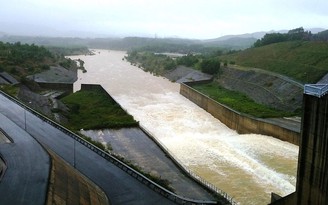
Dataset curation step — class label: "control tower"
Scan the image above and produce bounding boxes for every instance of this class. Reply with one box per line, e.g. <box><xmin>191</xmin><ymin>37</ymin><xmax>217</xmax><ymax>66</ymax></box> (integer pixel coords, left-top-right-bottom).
<box><xmin>296</xmin><ymin>84</ymin><xmax>328</xmax><ymax>205</ymax></box>
<box><xmin>270</xmin><ymin>84</ymin><xmax>328</xmax><ymax>205</ymax></box>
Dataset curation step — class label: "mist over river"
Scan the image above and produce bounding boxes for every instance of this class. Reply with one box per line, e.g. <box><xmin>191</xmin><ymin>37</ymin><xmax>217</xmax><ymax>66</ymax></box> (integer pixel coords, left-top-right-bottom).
<box><xmin>71</xmin><ymin>50</ymin><xmax>298</xmax><ymax>205</ymax></box>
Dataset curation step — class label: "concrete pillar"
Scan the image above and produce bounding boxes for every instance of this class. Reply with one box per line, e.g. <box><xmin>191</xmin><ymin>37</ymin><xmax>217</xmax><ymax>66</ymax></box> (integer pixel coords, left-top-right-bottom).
<box><xmin>296</xmin><ymin>93</ymin><xmax>328</xmax><ymax>205</ymax></box>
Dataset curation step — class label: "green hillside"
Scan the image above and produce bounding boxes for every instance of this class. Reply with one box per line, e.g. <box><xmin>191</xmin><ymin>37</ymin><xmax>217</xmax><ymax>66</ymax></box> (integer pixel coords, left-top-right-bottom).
<box><xmin>221</xmin><ymin>41</ymin><xmax>328</xmax><ymax>83</ymax></box>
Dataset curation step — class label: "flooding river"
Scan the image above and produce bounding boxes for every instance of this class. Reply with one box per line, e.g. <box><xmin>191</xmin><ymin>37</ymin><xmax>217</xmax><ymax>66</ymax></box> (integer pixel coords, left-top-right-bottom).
<box><xmin>72</xmin><ymin>50</ymin><xmax>298</xmax><ymax>205</ymax></box>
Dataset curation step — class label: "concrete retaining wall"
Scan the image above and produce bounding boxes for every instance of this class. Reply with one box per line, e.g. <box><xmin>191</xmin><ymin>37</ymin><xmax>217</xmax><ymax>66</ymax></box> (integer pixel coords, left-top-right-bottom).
<box><xmin>270</xmin><ymin>193</ymin><xmax>296</xmax><ymax>205</ymax></box>
<box><xmin>180</xmin><ymin>83</ymin><xmax>300</xmax><ymax>145</ymax></box>
<box><xmin>81</xmin><ymin>84</ymin><xmax>103</xmax><ymax>91</ymax></box>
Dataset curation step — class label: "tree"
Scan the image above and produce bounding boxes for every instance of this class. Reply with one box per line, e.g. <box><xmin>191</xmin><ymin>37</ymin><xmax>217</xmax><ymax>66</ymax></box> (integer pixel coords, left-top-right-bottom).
<box><xmin>200</xmin><ymin>58</ymin><xmax>220</xmax><ymax>75</ymax></box>
<box><xmin>253</xmin><ymin>27</ymin><xmax>313</xmax><ymax>47</ymax></box>
<box><xmin>176</xmin><ymin>54</ymin><xmax>199</xmax><ymax>67</ymax></box>
<box><xmin>253</xmin><ymin>33</ymin><xmax>287</xmax><ymax>47</ymax></box>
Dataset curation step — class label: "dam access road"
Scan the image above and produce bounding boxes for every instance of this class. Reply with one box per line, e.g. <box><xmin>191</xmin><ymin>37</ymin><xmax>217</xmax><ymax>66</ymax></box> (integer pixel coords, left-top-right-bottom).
<box><xmin>0</xmin><ymin>92</ymin><xmax>176</xmax><ymax>205</ymax></box>
<box><xmin>0</xmin><ymin>113</ymin><xmax>49</xmax><ymax>205</ymax></box>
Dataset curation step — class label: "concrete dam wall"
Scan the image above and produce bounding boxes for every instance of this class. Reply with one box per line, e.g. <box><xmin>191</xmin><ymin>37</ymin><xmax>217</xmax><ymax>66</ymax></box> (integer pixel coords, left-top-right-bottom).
<box><xmin>180</xmin><ymin>82</ymin><xmax>300</xmax><ymax>145</ymax></box>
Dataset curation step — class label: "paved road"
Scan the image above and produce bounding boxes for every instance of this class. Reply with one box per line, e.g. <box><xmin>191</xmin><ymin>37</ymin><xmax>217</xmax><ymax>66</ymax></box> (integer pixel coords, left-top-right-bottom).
<box><xmin>0</xmin><ymin>113</ymin><xmax>50</xmax><ymax>205</ymax></box>
<box><xmin>0</xmin><ymin>93</ymin><xmax>175</xmax><ymax>205</ymax></box>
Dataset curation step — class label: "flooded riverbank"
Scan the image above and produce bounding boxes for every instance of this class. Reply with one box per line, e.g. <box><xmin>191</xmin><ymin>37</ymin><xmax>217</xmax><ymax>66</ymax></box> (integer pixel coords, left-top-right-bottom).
<box><xmin>72</xmin><ymin>50</ymin><xmax>298</xmax><ymax>205</ymax></box>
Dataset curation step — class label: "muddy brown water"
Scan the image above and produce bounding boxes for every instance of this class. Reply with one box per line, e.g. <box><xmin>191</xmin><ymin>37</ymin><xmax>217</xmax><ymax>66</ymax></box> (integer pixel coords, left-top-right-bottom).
<box><xmin>71</xmin><ymin>50</ymin><xmax>298</xmax><ymax>205</ymax></box>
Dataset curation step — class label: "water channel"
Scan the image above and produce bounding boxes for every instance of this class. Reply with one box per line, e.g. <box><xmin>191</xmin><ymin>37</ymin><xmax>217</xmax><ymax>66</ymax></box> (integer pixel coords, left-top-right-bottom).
<box><xmin>71</xmin><ymin>50</ymin><xmax>299</xmax><ymax>205</ymax></box>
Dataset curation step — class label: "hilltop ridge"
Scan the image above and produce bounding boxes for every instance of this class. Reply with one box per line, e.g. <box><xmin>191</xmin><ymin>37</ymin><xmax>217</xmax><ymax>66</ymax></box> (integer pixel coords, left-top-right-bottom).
<box><xmin>221</xmin><ymin>40</ymin><xmax>328</xmax><ymax>83</ymax></box>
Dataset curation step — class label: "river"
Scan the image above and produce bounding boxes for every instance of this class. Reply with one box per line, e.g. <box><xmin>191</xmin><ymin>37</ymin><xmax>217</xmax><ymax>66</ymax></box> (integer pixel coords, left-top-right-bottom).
<box><xmin>72</xmin><ymin>50</ymin><xmax>299</xmax><ymax>205</ymax></box>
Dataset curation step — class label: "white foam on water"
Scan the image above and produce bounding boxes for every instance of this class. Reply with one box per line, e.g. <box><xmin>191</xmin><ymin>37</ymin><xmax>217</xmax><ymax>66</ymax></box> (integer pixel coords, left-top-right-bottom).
<box><xmin>72</xmin><ymin>50</ymin><xmax>299</xmax><ymax>204</ymax></box>
<box><xmin>115</xmin><ymin>90</ymin><xmax>298</xmax><ymax>202</ymax></box>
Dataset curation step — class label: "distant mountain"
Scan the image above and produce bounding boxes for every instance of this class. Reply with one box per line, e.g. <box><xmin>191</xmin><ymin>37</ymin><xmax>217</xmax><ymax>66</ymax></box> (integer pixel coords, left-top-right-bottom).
<box><xmin>206</xmin><ymin>32</ymin><xmax>267</xmax><ymax>42</ymax></box>
<box><xmin>0</xmin><ymin>27</ymin><xmax>326</xmax><ymax>52</ymax></box>
<box><xmin>308</xmin><ymin>28</ymin><xmax>326</xmax><ymax>34</ymax></box>
<box><xmin>207</xmin><ymin>28</ymin><xmax>326</xmax><ymax>42</ymax></box>
<box><xmin>202</xmin><ymin>37</ymin><xmax>257</xmax><ymax>50</ymax></box>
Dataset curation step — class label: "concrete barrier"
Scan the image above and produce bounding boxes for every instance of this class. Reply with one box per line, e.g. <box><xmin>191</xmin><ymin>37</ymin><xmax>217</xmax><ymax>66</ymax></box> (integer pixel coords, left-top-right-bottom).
<box><xmin>180</xmin><ymin>82</ymin><xmax>300</xmax><ymax>146</ymax></box>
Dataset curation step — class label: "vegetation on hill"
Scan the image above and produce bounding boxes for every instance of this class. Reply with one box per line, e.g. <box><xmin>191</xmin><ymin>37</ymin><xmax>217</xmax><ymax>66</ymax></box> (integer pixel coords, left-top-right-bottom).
<box><xmin>61</xmin><ymin>87</ymin><xmax>138</xmax><ymax>130</ymax></box>
<box><xmin>199</xmin><ymin>58</ymin><xmax>221</xmax><ymax>75</ymax></box>
<box><xmin>223</xmin><ymin>27</ymin><xmax>328</xmax><ymax>83</ymax></box>
<box><xmin>0</xmin><ymin>41</ymin><xmax>81</xmax><ymax>81</ymax></box>
<box><xmin>0</xmin><ymin>42</ymin><xmax>54</xmax><ymax>76</ymax></box>
<box><xmin>126</xmin><ymin>51</ymin><xmax>176</xmax><ymax>75</ymax></box>
<box><xmin>176</xmin><ymin>53</ymin><xmax>221</xmax><ymax>74</ymax></box>
<box><xmin>46</xmin><ymin>46</ymin><xmax>91</xmax><ymax>56</ymax></box>
<box><xmin>253</xmin><ymin>27</ymin><xmax>328</xmax><ymax>47</ymax></box>
<box><xmin>254</xmin><ymin>27</ymin><xmax>311</xmax><ymax>47</ymax></box>
<box><xmin>176</xmin><ymin>54</ymin><xmax>200</xmax><ymax>67</ymax></box>
<box><xmin>221</xmin><ymin>40</ymin><xmax>328</xmax><ymax>83</ymax></box>
<box><xmin>126</xmin><ymin>49</ymin><xmax>221</xmax><ymax>76</ymax></box>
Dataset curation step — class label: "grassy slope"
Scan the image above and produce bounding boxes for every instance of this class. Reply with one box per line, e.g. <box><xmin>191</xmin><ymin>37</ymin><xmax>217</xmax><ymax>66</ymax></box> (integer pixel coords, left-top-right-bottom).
<box><xmin>192</xmin><ymin>82</ymin><xmax>297</xmax><ymax>118</ymax></box>
<box><xmin>221</xmin><ymin>41</ymin><xmax>328</xmax><ymax>83</ymax></box>
<box><xmin>62</xmin><ymin>88</ymin><xmax>138</xmax><ymax>130</ymax></box>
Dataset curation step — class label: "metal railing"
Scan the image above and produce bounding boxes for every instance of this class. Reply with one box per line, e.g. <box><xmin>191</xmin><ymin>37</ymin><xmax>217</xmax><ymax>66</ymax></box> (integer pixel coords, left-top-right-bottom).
<box><xmin>304</xmin><ymin>84</ymin><xmax>328</xmax><ymax>98</ymax></box>
<box><xmin>0</xmin><ymin>90</ymin><xmax>221</xmax><ymax>205</ymax></box>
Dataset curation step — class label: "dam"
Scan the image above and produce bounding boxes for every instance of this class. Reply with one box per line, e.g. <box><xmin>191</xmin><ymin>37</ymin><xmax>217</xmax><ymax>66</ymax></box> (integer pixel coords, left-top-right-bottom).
<box><xmin>72</xmin><ymin>50</ymin><xmax>299</xmax><ymax>205</ymax></box>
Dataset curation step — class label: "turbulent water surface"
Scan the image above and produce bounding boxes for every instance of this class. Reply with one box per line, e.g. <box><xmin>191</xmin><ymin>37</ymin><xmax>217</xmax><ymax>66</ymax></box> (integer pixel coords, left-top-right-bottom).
<box><xmin>72</xmin><ymin>50</ymin><xmax>299</xmax><ymax>205</ymax></box>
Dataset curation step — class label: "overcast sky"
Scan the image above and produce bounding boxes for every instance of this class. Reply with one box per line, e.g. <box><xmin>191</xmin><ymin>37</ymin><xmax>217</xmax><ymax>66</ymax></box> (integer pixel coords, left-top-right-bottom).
<box><xmin>1</xmin><ymin>0</ymin><xmax>327</xmax><ymax>39</ymax></box>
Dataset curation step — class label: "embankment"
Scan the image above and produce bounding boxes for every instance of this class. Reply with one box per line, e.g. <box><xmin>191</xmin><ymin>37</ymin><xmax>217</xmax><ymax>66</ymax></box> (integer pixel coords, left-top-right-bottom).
<box><xmin>180</xmin><ymin>82</ymin><xmax>300</xmax><ymax>145</ymax></box>
<box><xmin>217</xmin><ymin>66</ymin><xmax>303</xmax><ymax>112</ymax></box>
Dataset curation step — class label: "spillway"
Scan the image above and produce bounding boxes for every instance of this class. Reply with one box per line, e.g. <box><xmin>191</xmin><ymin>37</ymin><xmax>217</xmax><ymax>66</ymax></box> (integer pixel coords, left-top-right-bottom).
<box><xmin>72</xmin><ymin>50</ymin><xmax>298</xmax><ymax>205</ymax></box>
